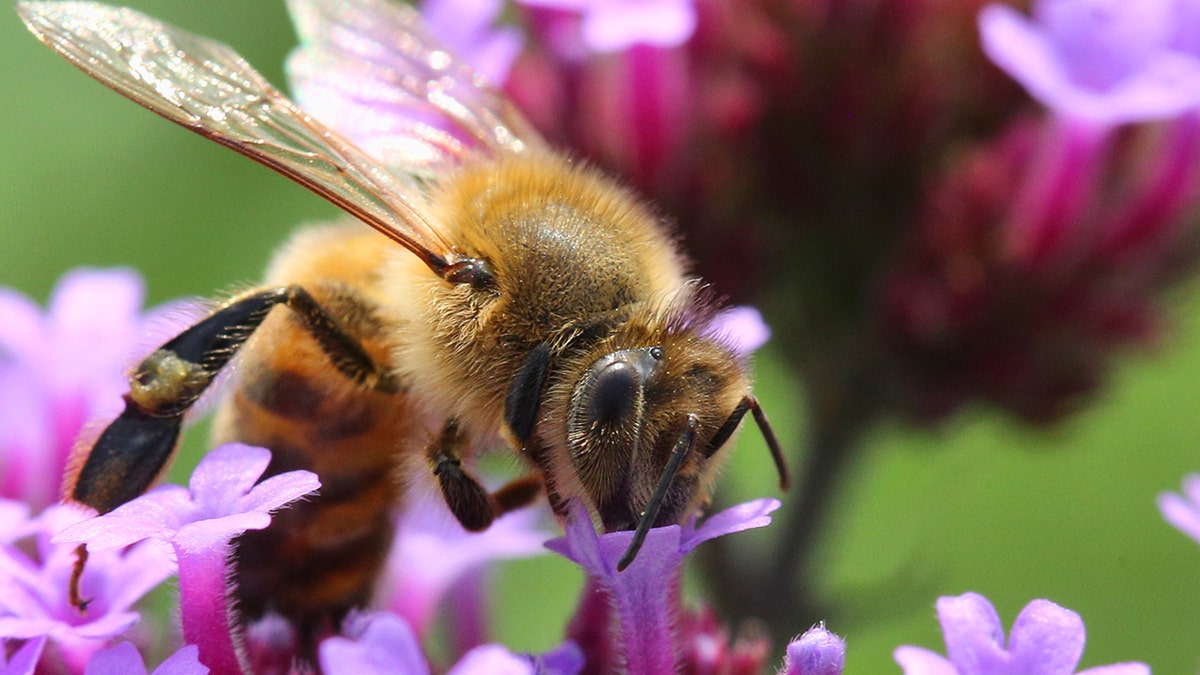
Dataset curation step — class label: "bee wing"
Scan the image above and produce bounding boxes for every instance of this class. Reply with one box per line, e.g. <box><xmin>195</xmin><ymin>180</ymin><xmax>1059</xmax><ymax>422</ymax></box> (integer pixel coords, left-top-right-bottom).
<box><xmin>285</xmin><ymin>0</ymin><xmax>545</xmax><ymax>178</ymax></box>
<box><xmin>17</xmin><ymin>1</ymin><xmax>463</xmax><ymax>276</ymax></box>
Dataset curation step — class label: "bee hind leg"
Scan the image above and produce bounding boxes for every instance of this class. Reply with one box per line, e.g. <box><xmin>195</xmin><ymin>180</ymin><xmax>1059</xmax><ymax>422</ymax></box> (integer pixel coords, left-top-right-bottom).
<box><xmin>428</xmin><ymin>421</ymin><xmax>543</xmax><ymax>531</ymax></box>
<box><xmin>64</xmin><ymin>285</ymin><xmax>394</xmax><ymax>609</ymax></box>
<box><xmin>68</xmin><ymin>285</ymin><xmax>394</xmax><ymax>513</ymax></box>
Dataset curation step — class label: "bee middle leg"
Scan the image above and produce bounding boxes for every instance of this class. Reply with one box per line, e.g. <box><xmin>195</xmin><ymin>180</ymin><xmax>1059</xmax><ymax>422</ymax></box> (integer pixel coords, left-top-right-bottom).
<box><xmin>428</xmin><ymin>421</ymin><xmax>542</xmax><ymax>531</ymax></box>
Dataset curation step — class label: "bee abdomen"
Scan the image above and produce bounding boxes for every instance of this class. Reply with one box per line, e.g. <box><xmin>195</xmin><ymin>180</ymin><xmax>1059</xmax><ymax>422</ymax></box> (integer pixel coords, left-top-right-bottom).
<box><xmin>213</xmin><ymin>351</ymin><xmax>419</xmax><ymax>636</ymax></box>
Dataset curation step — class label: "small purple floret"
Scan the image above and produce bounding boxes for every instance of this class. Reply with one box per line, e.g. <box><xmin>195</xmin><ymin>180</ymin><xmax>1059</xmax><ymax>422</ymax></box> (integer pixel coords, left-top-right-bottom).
<box><xmin>518</xmin><ymin>0</ymin><xmax>698</xmax><ymax>52</ymax></box>
<box><xmin>547</xmin><ymin>498</ymin><xmax>779</xmax><ymax>674</ymax></box>
<box><xmin>0</xmin><ymin>268</ymin><xmax>197</xmax><ymax>510</ymax></box>
<box><xmin>1159</xmin><ymin>473</ymin><xmax>1200</xmax><ymax>545</ymax></box>
<box><xmin>894</xmin><ymin>592</ymin><xmax>1149</xmax><ymax>675</ymax></box>
<box><xmin>318</xmin><ymin>611</ymin><xmax>583</xmax><ymax>675</ymax></box>
<box><xmin>979</xmin><ymin>0</ymin><xmax>1200</xmax><ymax>125</ymax></box>
<box><xmin>704</xmin><ymin>306</ymin><xmax>771</xmax><ymax>358</ymax></box>
<box><xmin>56</xmin><ymin>444</ymin><xmax>319</xmax><ymax>674</ymax></box>
<box><xmin>0</xmin><ymin>502</ymin><xmax>173</xmax><ymax>671</ymax></box>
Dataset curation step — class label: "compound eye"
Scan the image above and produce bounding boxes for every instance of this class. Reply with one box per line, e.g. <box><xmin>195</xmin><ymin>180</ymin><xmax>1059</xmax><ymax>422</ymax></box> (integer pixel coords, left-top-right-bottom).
<box><xmin>586</xmin><ymin>361</ymin><xmax>639</xmax><ymax>427</ymax></box>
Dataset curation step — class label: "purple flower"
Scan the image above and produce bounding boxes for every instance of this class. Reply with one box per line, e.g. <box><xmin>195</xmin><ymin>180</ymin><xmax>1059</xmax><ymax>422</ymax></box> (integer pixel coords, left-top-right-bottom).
<box><xmin>1159</xmin><ymin>473</ymin><xmax>1200</xmax><ymax>545</ymax></box>
<box><xmin>782</xmin><ymin>625</ymin><xmax>846</xmax><ymax>675</ymax></box>
<box><xmin>547</xmin><ymin>498</ymin><xmax>779</xmax><ymax>674</ymax></box>
<box><xmin>82</xmin><ymin>642</ymin><xmax>207</xmax><ymax>675</ymax></box>
<box><xmin>704</xmin><ymin>306</ymin><xmax>771</xmax><ymax>358</ymax></box>
<box><xmin>518</xmin><ymin>0</ymin><xmax>698</xmax><ymax>53</ymax></box>
<box><xmin>318</xmin><ymin>611</ymin><xmax>583</xmax><ymax>675</ymax></box>
<box><xmin>894</xmin><ymin>592</ymin><xmax>1149</xmax><ymax>675</ymax></box>
<box><xmin>418</xmin><ymin>0</ymin><xmax>523</xmax><ymax>83</ymax></box>
<box><xmin>379</xmin><ymin>485</ymin><xmax>552</xmax><ymax>638</ymax></box>
<box><xmin>56</xmin><ymin>444</ymin><xmax>320</xmax><ymax>674</ymax></box>
<box><xmin>0</xmin><ymin>502</ymin><xmax>173</xmax><ymax>672</ymax></box>
<box><xmin>979</xmin><ymin>0</ymin><xmax>1200</xmax><ymax>125</ymax></box>
<box><xmin>0</xmin><ymin>268</ymin><xmax>196</xmax><ymax>510</ymax></box>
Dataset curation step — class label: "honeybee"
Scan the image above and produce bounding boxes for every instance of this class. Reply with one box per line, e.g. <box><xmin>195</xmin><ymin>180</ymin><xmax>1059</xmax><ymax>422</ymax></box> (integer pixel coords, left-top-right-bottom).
<box><xmin>20</xmin><ymin>0</ymin><xmax>786</xmax><ymax>647</ymax></box>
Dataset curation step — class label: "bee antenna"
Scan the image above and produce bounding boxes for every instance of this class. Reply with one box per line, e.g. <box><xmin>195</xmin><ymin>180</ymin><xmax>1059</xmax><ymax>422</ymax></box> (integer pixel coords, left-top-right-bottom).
<box><xmin>703</xmin><ymin>396</ymin><xmax>789</xmax><ymax>492</ymax></box>
<box><xmin>747</xmin><ymin>396</ymin><xmax>789</xmax><ymax>491</ymax></box>
<box><xmin>617</xmin><ymin>414</ymin><xmax>699</xmax><ymax>571</ymax></box>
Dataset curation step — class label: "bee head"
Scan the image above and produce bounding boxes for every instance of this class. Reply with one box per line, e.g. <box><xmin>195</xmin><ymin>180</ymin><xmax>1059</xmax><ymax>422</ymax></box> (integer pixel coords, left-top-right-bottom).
<box><xmin>558</xmin><ymin>332</ymin><xmax>779</xmax><ymax>568</ymax></box>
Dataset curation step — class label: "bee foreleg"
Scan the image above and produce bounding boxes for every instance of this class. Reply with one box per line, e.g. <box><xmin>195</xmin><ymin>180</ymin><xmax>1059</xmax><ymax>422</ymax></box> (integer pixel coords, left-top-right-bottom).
<box><xmin>504</xmin><ymin>342</ymin><xmax>553</xmax><ymax>443</ymax></box>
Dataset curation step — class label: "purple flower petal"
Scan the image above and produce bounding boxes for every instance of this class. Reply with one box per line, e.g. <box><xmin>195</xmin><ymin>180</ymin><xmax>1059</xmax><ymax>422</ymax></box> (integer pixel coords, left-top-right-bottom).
<box><xmin>679</xmin><ymin>497</ymin><xmax>780</xmax><ymax>552</ymax></box>
<box><xmin>936</xmin><ymin>593</ymin><xmax>1008</xmax><ymax>671</ymax></box>
<box><xmin>419</xmin><ymin>0</ymin><xmax>523</xmax><ymax>83</ymax></box>
<box><xmin>979</xmin><ymin>1</ymin><xmax>1200</xmax><ymax>125</ymax></box>
<box><xmin>82</xmin><ymin>642</ymin><xmax>207</xmax><ymax>675</ymax></box>
<box><xmin>782</xmin><ymin>625</ymin><xmax>846</xmax><ymax>675</ymax></box>
<box><xmin>151</xmin><ymin>645</ymin><xmax>207</xmax><ymax>675</ymax></box>
<box><xmin>894</xmin><ymin>646</ymin><xmax>958</xmax><ymax>675</ymax></box>
<box><xmin>0</xmin><ymin>504</ymin><xmax>173</xmax><ymax>671</ymax></box>
<box><xmin>82</xmin><ymin>642</ymin><xmax>150</xmax><ymax>675</ymax></box>
<box><xmin>582</xmin><ymin>0</ymin><xmax>696</xmax><ymax>52</ymax></box>
<box><xmin>445</xmin><ymin>642</ymin><xmax>582</xmax><ymax>675</ymax></box>
<box><xmin>446</xmin><ymin>644</ymin><xmax>534</xmax><ymax>674</ymax></box>
<box><xmin>1005</xmin><ymin>599</ymin><xmax>1085</xmax><ymax>673</ymax></box>
<box><xmin>534</xmin><ymin>642</ymin><xmax>586</xmax><ymax>675</ymax></box>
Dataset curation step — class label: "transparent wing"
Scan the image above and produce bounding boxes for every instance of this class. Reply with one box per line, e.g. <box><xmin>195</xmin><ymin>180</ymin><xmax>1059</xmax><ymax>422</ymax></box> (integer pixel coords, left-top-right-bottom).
<box><xmin>17</xmin><ymin>1</ymin><xmax>464</xmax><ymax>277</ymax></box>
<box><xmin>286</xmin><ymin>0</ymin><xmax>545</xmax><ymax>178</ymax></box>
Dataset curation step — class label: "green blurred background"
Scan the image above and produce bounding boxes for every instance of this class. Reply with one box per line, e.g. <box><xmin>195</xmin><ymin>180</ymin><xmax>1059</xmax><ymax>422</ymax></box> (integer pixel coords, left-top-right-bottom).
<box><xmin>2</xmin><ymin>2</ymin><xmax>1199</xmax><ymax>671</ymax></box>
